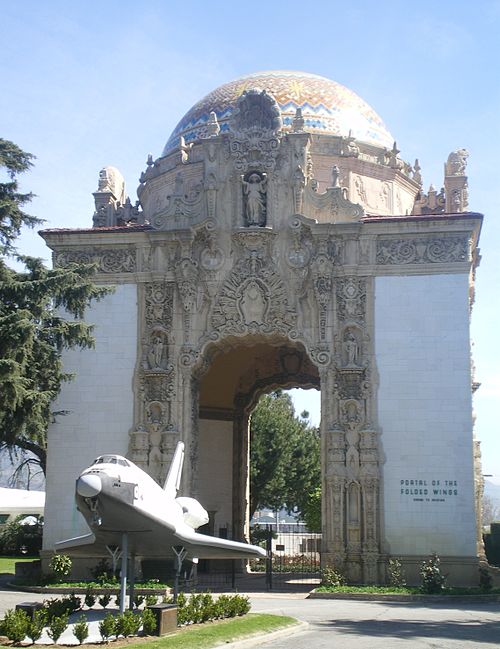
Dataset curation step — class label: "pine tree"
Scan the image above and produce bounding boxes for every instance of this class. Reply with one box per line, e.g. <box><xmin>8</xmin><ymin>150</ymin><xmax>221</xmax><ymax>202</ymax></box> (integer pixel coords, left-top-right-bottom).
<box><xmin>0</xmin><ymin>138</ymin><xmax>110</xmax><ymax>473</ymax></box>
<box><xmin>250</xmin><ymin>390</ymin><xmax>320</xmax><ymax>516</ymax></box>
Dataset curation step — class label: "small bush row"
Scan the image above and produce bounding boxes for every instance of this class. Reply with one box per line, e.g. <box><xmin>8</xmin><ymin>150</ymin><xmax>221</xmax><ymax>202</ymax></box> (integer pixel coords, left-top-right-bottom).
<box><xmin>0</xmin><ymin>606</ymin><xmax>158</xmax><ymax>645</ymax></box>
<box><xmin>0</xmin><ymin>591</ymin><xmax>251</xmax><ymax>644</ymax></box>
<box><xmin>320</xmin><ymin>553</ymin><xmax>494</xmax><ymax>594</ymax></box>
<box><xmin>98</xmin><ymin>609</ymin><xmax>157</xmax><ymax>641</ymax></box>
<box><xmin>174</xmin><ymin>592</ymin><xmax>250</xmax><ymax>626</ymax></box>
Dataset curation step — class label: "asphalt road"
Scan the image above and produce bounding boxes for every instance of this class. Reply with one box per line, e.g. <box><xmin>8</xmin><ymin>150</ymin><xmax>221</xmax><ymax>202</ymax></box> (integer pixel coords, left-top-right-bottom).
<box><xmin>249</xmin><ymin>594</ymin><xmax>500</xmax><ymax>648</ymax></box>
<box><xmin>1</xmin><ymin>578</ymin><xmax>500</xmax><ymax>648</ymax></box>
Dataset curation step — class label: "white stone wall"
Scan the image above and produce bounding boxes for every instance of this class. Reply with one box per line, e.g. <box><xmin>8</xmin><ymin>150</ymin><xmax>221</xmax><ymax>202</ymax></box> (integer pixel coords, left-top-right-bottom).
<box><xmin>197</xmin><ymin>419</ymin><xmax>233</xmax><ymax>534</ymax></box>
<box><xmin>43</xmin><ymin>284</ymin><xmax>138</xmax><ymax>550</ymax></box>
<box><xmin>375</xmin><ymin>273</ymin><xmax>476</xmax><ymax>557</ymax></box>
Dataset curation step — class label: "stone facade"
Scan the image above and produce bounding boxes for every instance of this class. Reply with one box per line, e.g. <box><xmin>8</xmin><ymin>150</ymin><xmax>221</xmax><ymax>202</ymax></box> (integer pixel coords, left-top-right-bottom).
<box><xmin>41</xmin><ymin>71</ymin><xmax>482</xmax><ymax>584</ymax></box>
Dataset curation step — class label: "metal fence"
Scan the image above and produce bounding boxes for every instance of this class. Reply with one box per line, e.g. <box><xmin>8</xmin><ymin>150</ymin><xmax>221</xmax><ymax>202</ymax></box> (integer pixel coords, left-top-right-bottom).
<box><xmin>180</xmin><ymin>525</ymin><xmax>321</xmax><ymax>592</ymax></box>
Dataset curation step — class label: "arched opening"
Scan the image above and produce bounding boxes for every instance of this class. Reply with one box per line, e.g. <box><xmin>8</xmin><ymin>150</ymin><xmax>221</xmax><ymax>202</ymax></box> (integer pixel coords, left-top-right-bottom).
<box><xmin>195</xmin><ymin>335</ymin><xmax>320</xmax><ymax>555</ymax></box>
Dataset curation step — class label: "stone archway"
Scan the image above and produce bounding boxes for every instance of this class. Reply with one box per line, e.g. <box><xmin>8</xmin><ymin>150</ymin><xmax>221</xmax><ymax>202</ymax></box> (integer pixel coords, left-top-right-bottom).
<box><xmin>194</xmin><ymin>335</ymin><xmax>320</xmax><ymax>545</ymax></box>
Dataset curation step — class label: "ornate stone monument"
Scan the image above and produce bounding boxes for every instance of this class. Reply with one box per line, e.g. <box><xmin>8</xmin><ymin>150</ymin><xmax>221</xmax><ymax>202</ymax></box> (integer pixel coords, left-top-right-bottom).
<box><xmin>41</xmin><ymin>71</ymin><xmax>483</xmax><ymax>585</ymax></box>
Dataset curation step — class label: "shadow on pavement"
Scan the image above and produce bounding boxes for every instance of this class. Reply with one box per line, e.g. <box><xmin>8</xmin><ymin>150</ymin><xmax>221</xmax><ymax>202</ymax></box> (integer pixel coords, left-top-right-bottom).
<box><xmin>315</xmin><ymin>616</ymin><xmax>500</xmax><ymax>644</ymax></box>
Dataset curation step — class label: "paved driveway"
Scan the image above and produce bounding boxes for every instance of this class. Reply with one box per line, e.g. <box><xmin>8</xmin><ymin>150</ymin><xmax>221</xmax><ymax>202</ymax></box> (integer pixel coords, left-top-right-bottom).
<box><xmin>1</xmin><ymin>579</ymin><xmax>500</xmax><ymax>648</ymax></box>
<box><xmin>249</xmin><ymin>594</ymin><xmax>500</xmax><ymax>648</ymax></box>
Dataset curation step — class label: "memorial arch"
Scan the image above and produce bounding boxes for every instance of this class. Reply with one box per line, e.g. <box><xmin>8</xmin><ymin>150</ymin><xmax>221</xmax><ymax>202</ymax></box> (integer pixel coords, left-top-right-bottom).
<box><xmin>41</xmin><ymin>71</ymin><xmax>483</xmax><ymax>585</ymax></box>
<box><xmin>195</xmin><ymin>335</ymin><xmax>320</xmax><ymax>545</ymax></box>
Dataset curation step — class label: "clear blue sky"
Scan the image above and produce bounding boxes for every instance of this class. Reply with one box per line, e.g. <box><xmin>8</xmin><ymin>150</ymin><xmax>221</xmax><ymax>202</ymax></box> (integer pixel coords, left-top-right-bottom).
<box><xmin>2</xmin><ymin>1</ymin><xmax>499</xmax><ymax>477</ymax></box>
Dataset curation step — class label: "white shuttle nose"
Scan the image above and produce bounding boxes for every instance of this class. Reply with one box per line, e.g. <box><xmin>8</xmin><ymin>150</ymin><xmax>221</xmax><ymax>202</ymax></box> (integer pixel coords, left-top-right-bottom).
<box><xmin>77</xmin><ymin>474</ymin><xmax>102</xmax><ymax>498</ymax></box>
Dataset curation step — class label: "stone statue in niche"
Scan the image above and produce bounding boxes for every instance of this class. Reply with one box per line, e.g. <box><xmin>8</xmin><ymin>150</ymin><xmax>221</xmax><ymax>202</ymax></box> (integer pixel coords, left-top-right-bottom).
<box><xmin>242</xmin><ymin>171</ymin><xmax>267</xmax><ymax>226</ymax></box>
<box><xmin>148</xmin><ymin>333</ymin><xmax>166</xmax><ymax>369</ymax></box>
<box><xmin>343</xmin><ymin>331</ymin><xmax>360</xmax><ymax>367</ymax></box>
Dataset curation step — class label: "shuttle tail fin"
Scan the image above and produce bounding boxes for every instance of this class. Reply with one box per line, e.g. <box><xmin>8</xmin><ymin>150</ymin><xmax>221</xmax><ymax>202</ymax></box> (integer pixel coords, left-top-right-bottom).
<box><xmin>163</xmin><ymin>441</ymin><xmax>184</xmax><ymax>497</ymax></box>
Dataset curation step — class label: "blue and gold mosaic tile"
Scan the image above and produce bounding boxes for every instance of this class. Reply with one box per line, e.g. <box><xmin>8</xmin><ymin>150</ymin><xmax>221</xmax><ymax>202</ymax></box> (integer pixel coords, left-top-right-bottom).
<box><xmin>162</xmin><ymin>70</ymin><xmax>393</xmax><ymax>155</ymax></box>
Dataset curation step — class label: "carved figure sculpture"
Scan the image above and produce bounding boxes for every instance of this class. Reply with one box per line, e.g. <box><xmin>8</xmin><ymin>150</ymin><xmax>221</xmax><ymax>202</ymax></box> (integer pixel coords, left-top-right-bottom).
<box><xmin>97</xmin><ymin>166</ymin><xmax>126</xmax><ymax>203</ymax></box>
<box><xmin>446</xmin><ymin>149</ymin><xmax>468</xmax><ymax>176</ymax></box>
<box><xmin>242</xmin><ymin>172</ymin><xmax>267</xmax><ymax>226</ymax></box>
<box><xmin>152</xmin><ymin>336</ymin><xmax>164</xmax><ymax>367</ymax></box>
<box><xmin>344</xmin><ymin>332</ymin><xmax>359</xmax><ymax>367</ymax></box>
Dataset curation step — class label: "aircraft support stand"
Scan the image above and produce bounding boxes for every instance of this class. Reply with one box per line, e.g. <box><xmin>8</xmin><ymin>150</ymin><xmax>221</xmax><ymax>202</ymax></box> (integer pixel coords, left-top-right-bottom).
<box><xmin>128</xmin><ymin>554</ymin><xmax>136</xmax><ymax>611</ymax></box>
<box><xmin>172</xmin><ymin>545</ymin><xmax>187</xmax><ymax>604</ymax></box>
<box><xmin>119</xmin><ymin>532</ymin><xmax>128</xmax><ymax>614</ymax></box>
<box><xmin>105</xmin><ymin>544</ymin><xmax>122</xmax><ymax>576</ymax></box>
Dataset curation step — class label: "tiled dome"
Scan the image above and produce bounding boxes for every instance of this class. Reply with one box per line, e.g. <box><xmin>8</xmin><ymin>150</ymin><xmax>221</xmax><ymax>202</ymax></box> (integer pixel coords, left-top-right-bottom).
<box><xmin>162</xmin><ymin>70</ymin><xmax>394</xmax><ymax>155</ymax></box>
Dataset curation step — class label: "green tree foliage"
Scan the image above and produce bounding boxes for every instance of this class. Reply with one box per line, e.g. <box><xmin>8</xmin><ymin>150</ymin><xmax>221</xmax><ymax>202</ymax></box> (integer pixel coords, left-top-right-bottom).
<box><xmin>301</xmin><ymin>486</ymin><xmax>321</xmax><ymax>532</ymax></box>
<box><xmin>0</xmin><ymin>514</ymin><xmax>43</xmax><ymax>555</ymax></box>
<box><xmin>250</xmin><ymin>390</ymin><xmax>320</xmax><ymax>517</ymax></box>
<box><xmin>0</xmin><ymin>138</ymin><xmax>110</xmax><ymax>473</ymax></box>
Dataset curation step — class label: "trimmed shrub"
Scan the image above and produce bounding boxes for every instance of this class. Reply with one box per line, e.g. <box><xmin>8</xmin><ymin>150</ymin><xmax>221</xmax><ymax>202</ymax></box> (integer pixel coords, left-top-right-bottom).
<box><xmin>420</xmin><ymin>553</ymin><xmax>446</xmax><ymax>594</ymax></box>
<box><xmin>49</xmin><ymin>554</ymin><xmax>72</xmax><ymax>581</ymax></box>
<box><xmin>73</xmin><ymin>615</ymin><xmax>89</xmax><ymax>645</ymax></box>
<box><xmin>116</xmin><ymin>611</ymin><xmax>141</xmax><ymax>637</ymax></box>
<box><xmin>176</xmin><ymin>592</ymin><xmax>251</xmax><ymax>626</ymax></box>
<box><xmin>145</xmin><ymin>594</ymin><xmax>158</xmax><ymax>606</ymax></box>
<box><xmin>98</xmin><ymin>593</ymin><xmax>111</xmax><ymax>609</ymax></box>
<box><xmin>47</xmin><ymin>614</ymin><xmax>69</xmax><ymax>643</ymax></box>
<box><xmin>388</xmin><ymin>558</ymin><xmax>406</xmax><ymax>587</ymax></box>
<box><xmin>321</xmin><ymin>565</ymin><xmax>345</xmax><ymax>587</ymax></box>
<box><xmin>99</xmin><ymin>613</ymin><xmax>116</xmax><ymax>642</ymax></box>
<box><xmin>84</xmin><ymin>586</ymin><xmax>97</xmax><ymax>609</ymax></box>
<box><xmin>2</xmin><ymin>608</ymin><xmax>29</xmax><ymax>643</ymax></box>
<box><xmin>27</xmin><ymin>609</ymin><xmax>46</xmax><ymax>644</ymax></box>
<box><xmin>141</xmin><ymin>608</ymin><xmax>157</xmax><ymax>635</ymax></box>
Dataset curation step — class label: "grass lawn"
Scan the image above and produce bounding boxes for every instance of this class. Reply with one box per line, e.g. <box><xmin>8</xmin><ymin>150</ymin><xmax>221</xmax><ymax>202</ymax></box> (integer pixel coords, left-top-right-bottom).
<box><xmin>315</xmin><ymin>584</ymin><xmax>500</xmax><ymax>595</ymax></box>
<box><xmin>0</xmin><ymin>613</ymin><xmax>297</xmax><ymax>649</ymax></box>
<box><xmin>0</xmin><ymin>556</ymin><xmax>37</xmax><ymax>574</ymax></box>
<box><xmin>124</xmin><ymin>614</ymin><xmax>297</xmax><ymax>649</ymax></box>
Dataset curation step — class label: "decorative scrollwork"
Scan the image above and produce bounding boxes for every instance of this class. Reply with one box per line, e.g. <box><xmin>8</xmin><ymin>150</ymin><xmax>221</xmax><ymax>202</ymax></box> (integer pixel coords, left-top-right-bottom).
<box><xmin>376</xmin><ymin>236</ymin><xmax>469</xmax><ymax>265</ymax></box>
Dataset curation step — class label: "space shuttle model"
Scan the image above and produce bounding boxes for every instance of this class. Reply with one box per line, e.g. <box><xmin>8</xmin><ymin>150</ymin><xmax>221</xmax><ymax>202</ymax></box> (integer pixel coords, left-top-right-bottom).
<box><xmin>56</xmin><ymin>442</ymin><xmax>265</xmax><ymax>561</ymax></box>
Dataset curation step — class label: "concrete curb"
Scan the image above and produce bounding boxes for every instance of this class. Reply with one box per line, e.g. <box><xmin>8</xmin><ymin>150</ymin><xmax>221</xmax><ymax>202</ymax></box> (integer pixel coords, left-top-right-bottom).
<box><xmin>308</xmin><ymin>591</ymin><xmax>500</xmax><ymax>603</ymax></box>
<box><xmin>6</xmin><ymin>582</ymin><xmax>167</xmax><ymax>595</ymax></box>
<box><xmin>213</xmin><ymin>620</ymin><xmax>308</xmax><ymax>649</ymax></box>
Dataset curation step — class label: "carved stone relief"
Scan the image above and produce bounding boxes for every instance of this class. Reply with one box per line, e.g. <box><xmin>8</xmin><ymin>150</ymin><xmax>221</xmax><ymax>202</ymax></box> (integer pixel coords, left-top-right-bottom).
<box><xmin>150</xmin><ymin>173</ymin><xmax>204</xmax><ymax>230</ymax></box>
<box><xmin>54</xmin><ymin>248</ymin><xmax>137</xmax><ymax>273</ymax></box>
<box><xmin>227</xmin><ymin>89</ymin><xmax>282</xmax><ymax>173</ymax></box>
<box><xmin>211</xmin><ymin>235</ymin><xmax>297</xmax><ymax>337</ymax></box>
<box><xmin>336</xmin><ymin>277</ymin><xmax>367</xmax><ymax>324</ymax></box>
<box><xmin>303</xmin><ymin>181</ymin><xmax>364</xmax><ymax>223</ymax></box>
<box><xmin>322</xmin><ymin>272</ymin><xmax>380</xmax><ymax>582</ymax></box>
<box><xmin>376</xmin><ymin>235</ymin><xmax>469</xmax><ymax>265</ymax></box>
<box><xmin>129</xmin><ymin>281</ymin><xmax>178</xmax><ymax>483</ymax></box>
